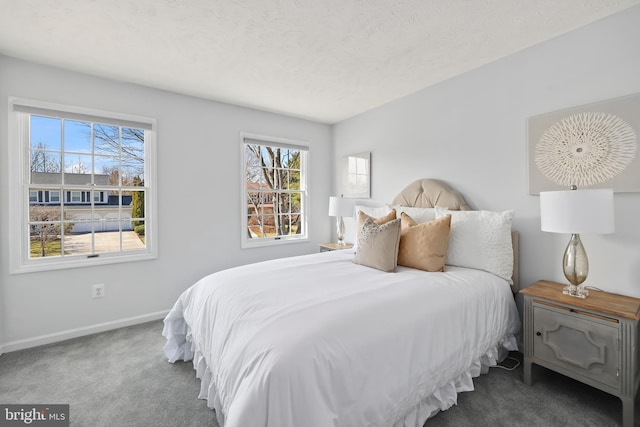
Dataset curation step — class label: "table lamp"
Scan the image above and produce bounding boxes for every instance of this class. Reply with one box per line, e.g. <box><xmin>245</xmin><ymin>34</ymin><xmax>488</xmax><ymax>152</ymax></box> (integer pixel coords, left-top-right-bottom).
<box><xmin>328</xmin><ymin>196</ymin><xmax>353</xmax><ymax>246</ymax></box>
<box><xmin>539</xmin><ymin>187</ymin><xmax>614</xmax><ymax>298</ymax></box>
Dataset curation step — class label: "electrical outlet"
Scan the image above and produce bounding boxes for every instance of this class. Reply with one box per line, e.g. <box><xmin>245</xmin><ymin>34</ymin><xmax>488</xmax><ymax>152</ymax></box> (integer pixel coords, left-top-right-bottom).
<box><xmin>92</xmin><ymin>284</ymin><xmax>105</xmax><ymax>298</ymax></box>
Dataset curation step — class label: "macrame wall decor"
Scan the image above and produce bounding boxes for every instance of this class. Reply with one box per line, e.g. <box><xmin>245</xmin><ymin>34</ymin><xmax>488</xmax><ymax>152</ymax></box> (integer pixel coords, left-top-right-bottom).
<box><xmin>528</xmin><ymin>93</ymin><xmax>640</xmax><ymax>193</ymax></box>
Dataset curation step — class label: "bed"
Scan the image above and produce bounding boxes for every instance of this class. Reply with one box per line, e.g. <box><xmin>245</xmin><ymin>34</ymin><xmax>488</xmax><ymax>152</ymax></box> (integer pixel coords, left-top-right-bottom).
<box><xmin>163</xmin><ymin>178</ymin><xmax>521</xmax><ymax>427</ymax></box>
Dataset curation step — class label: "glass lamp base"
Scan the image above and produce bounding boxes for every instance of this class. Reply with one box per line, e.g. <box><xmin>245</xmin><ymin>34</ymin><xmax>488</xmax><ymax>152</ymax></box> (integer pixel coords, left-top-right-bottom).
<box><xmin>563</xmin><ymin>284</ymin><xmax>589</xmax><ymax>299</ymax></box>
<box><xmin>562</xmin><ymin>234</ymin><xmax>589</xmax><ymax>298</ymax></box>
<box><xmin>335</xmin><ymin>216</ymin><xmax>346</xmax><ymax>246</ymax></box>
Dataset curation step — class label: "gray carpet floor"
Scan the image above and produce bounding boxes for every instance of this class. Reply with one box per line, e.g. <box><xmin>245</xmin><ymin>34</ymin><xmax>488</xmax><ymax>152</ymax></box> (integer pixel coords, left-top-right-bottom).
<box><xmin>0</xmin><ymin>320</ymin><xmax>627</xmax><ymax>426</ymax></box>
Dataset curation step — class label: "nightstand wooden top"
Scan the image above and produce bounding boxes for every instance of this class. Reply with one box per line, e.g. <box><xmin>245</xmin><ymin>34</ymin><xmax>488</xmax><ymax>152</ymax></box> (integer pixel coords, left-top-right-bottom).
<box><xmin>320</xmin><ymin>242</ymin><xmax>353</xmax><ymax>251</ymax></box>
<box><xmin>521</xmin><ymin>280</ymin><xmax>640</xmax><ymax>320</ymax></box>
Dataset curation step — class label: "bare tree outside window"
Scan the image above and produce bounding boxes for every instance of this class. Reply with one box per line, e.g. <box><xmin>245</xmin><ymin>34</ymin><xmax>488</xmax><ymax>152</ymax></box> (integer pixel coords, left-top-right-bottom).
<box><xmin>29</xmin><ymin>206</ymin><xmax>73</xmax><ymax>257</ymax></box>
<box><xmin>88</xmin><ymin>124</ymin><xmax>145</xmax><ymax>178</ymax></box>
<box><xmin>30</xmin><ymin>142</ymin><xmax>61</xmax><ymax>173</ymax></box>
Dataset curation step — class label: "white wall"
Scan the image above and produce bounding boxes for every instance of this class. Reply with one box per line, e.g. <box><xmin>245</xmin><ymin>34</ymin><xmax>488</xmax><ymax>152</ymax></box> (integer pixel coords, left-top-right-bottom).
<box><xmin>0</xmin><ymin>55</ymin><xmax>333</xmax><ymax>352</ymax></box>
<box><xmin>334</xmin><ymin>7</ymin><xmax>640</xmax><ymax>298</ymax></box>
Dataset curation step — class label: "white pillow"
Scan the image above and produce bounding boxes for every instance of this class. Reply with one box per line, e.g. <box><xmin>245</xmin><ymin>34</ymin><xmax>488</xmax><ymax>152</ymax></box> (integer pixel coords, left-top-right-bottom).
<box><xmin>393</xmin><ymin>206</ymin><xmax>436</xmax><ymax>224</ymax></box>
<box><xmin>354</xmin><ymin>204</ymin><xmax>393</xmax><ymax>219</ymax></box>
<box><xmin>435</xmin><ymin>207</ymin><xmax>514</xmax><ymax>284</ymax></box>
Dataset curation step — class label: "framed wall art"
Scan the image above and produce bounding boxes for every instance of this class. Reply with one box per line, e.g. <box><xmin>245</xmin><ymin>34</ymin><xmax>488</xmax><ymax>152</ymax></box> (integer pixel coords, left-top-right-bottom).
<box><xmin>339</xmin><ymin>152</ymin><xmax>370</xmax><ymax>198</ymax></box>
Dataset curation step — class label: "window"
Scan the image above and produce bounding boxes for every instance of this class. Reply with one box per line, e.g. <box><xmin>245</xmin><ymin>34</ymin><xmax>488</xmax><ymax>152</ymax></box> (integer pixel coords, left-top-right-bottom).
<box><xmin>8</xmin><ymin>98</ymin><xmax>157</xmax><ymax>273</ymax></box>
<box><xmin>71</xmin><ymin>191</ymin><xmax>82</xmax><ymax>203</ymax></box>
<box><xmin>241</xmin><ymin>134</ymin><xmax>308</xmax><ymax>247</ymax></box>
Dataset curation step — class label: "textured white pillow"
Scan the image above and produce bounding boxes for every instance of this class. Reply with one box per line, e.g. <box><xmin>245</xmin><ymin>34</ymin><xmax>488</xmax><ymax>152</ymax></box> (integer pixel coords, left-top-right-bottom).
<box><xmin>393</xmin><ymin>206</ymin><xmax>436</xmax><ymax>224</ymax></box>
<box><xmin>435</xmin><ymin>207</ymin><xmax>514</xmax><ymax>284</ymax></box>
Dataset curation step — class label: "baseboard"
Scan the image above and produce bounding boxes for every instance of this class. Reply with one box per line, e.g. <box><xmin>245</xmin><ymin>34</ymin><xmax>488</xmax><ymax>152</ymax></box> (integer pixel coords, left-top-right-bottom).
<box><xmin>0</xmin><ymin>309</ymin><xmax>170</xmax><ymax>354</ymax></box>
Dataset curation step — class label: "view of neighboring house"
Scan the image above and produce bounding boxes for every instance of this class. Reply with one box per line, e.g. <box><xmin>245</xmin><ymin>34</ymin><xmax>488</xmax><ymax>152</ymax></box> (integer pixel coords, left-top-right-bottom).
<box><xmin>29</xmin><ymin>172</ymin><xmax>134</xmax><ymax>233</ymax></box>
<box><xmin>246</xmin><ymin>181</ymin><xmax>275</xmax><ymax>237</ymax></box>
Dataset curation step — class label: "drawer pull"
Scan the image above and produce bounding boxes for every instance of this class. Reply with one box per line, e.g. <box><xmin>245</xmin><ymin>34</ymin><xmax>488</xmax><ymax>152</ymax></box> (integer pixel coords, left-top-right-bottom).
<box><xmin>536</xmin><ymin>331</ymin><xmax>542</xmax><ymax>336</ymax></box>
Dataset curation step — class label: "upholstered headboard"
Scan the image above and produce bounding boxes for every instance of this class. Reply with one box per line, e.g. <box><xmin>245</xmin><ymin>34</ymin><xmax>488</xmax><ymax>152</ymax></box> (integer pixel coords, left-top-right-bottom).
<box><xmin>392</xmin><ymin>179</ymin><xmax>519</xmax><ymax>292</ymax></box>
<box><xmin>392</xmin><ymin>179</ymin><xmax>472</xmax><ymax>211</ymax></box>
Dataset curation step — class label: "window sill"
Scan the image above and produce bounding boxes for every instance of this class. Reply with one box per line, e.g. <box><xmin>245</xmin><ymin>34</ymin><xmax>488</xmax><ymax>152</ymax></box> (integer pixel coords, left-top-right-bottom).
<box><xmin>11</xmin><ymin>251</ymin><xmax>157</xmax><ymax>274</ymax></box>
<box><xmin>241</xmin><ymin>236</ymin><xmax>309</xmax><ymax>249</ymax></box>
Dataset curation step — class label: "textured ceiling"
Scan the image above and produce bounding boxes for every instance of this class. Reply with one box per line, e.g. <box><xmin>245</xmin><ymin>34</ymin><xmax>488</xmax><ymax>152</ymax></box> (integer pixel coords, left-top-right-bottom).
<box><xmin>1</xmin><ymin>1</ymin><xmax>639</xmax><ymax>123</ymax></box>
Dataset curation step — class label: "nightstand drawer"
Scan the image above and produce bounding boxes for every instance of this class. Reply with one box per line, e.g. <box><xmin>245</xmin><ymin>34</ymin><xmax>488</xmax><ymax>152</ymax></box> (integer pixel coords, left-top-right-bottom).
<box><xmin>533</xmin><ymin>303</ymin><xmax>620</xmax><ymax>388</ymax></box>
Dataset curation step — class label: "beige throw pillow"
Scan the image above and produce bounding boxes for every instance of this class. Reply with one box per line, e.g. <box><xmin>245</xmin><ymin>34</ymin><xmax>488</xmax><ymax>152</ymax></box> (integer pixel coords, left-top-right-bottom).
<box><xmin>398</xmin><ymin>213</ymin><xmax>451</xmax><ymax>272</ymax></box>
<box><xmin>353</xmin><ymin>217</ymin><xmax>402</xmax><ymax>272</ymax></box>
<box><xmin>356</xmin><ymin>208</ymin><xmax>396</xmax><ymax>243</ymax></box>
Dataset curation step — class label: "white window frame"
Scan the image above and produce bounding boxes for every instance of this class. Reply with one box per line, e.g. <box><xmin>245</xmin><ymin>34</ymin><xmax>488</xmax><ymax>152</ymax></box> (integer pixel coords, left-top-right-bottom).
<box><xmin>8</xmin><ymin>97</ymin><xmax>158</xmax><ymax>274</ymax></box>
<box><xmin>240</xmin><ymin>132</ymin><xmax>309</xmax><ymax>248</ymax></box>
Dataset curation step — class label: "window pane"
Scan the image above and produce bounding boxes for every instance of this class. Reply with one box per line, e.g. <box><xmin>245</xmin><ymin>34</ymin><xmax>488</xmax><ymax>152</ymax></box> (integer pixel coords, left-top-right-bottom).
<box><xmin>121</xmin><ymin>127</ymin><xmax>145</xmax><ymax>159</ymax></box>
<box><xmin>289</xmin><ymin>150</ymin><xmax>301</xmax><ymax>170</ymax></box>
<box><xmin>95</xmin><ymin>156</ymin><xmax>120</xmax><ymax>184</ymax></box>
<box><xmin>122</xmin><ymin>157</ymin><xmax>144</xmax><ymax>183</ymax></box>
<box><xmin>30</xmin><ymin>149</ymin><xmax>62</xmax><ymax>176</ymax></box>
<box><xmin>130</xmin><ymin>189</ymin><xmax>145</xmax><ymax>224</ymax></box>
<box><xmin>277</xmin><ymin>215</ymin><xmax>293</xmax><ymax>236</ymax></box>
<box><xmin>291</xmin><ymin>193</ymin><xmax>302</xmax><ymax>213</ymax></box>
<box><xmin>288</xmin><ymin>170</ymin><xmax>300</xmax><ymax>190</ymax></box>
<box><xmin>64</xmin><ymin>120</ymin><xmax>91</xmax><ymax>153</ymax></box>
<box><xmin>30</xmin><ymin>222</ymin><xmax>63</xmax><ymax>258</ymax></box>
<box><xmin>247</xmin><ymin>192</ymin><xmax>262</xmax><ymax>215</ymax></box>
<box><xmin>94</xmin><ymin>229</ymin><xmax>121</xmax><ymax>253</ymax></box>
<box><xmin>279</xmin><ymin>149</ymin><xmax>289</xmax><ymax>166</ymax></box>
<box><xmin>247</xmin><ymin>215</ymin><xmax>262</xmax><ymax>238</ymax></box>
<box><xmin>124</xmin><ymin>223</ymin><xmax>146</xmax><ymax>252</ymax></box>
<box><xmin>245</xmin><ymin>145</ymin><xmax>264</xmax><ymax>188</ymax></box>
<box><xmin>93</xmin><ymin>124</ymin><xmax>120</xmax><ymax>156</ymax></box>
<box><xmin>30</xmin><ymin>116</ymin><xmax>61</xmax><ymax>151</ymax></box>
<box><xmin>63</xmin><ymin>224</ymin><xmax>94</xmax><ymax>255</ymax></box>
<box><xmin>295</xmin><ymin>213</ymin><xmax>304</xmax><ymax>234</ymax></box>
<box><xmin>277</xmin><ymin>170</ymin><xmax>288</xmax><ymax>190</ymax></box>
<box><xmin>64</xmin><ymin>153</ymin><xmax>92</xmax><ymax>176</ymax></box>
<box><xmin>29</xmin><ymin>205</ymin><xmax>62</xmax><ymax>222</ymax></box>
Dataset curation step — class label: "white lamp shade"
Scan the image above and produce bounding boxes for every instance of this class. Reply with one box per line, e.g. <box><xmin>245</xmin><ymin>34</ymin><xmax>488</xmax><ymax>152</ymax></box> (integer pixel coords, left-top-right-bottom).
<box><xmin>328</xmin><ymin>196</ymin><xmax>354</xmax><ymax>217</ymax></box>
<box><xmin>540</xmin><ymin>189</ymin><xmax>614</xmax><ymax>234</ymax></box>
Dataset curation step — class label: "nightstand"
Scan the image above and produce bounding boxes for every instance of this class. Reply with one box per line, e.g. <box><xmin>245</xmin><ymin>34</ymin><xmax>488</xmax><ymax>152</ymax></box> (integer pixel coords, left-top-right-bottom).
<box><xmin>521</xmin><ymin>280</ymin><xmax>640</xmax><ymax>427</ymax></box>
<box><xmin>319</xmin><ymin>242</ymin><xmax>353</xmax><ymax>252</ymax></box>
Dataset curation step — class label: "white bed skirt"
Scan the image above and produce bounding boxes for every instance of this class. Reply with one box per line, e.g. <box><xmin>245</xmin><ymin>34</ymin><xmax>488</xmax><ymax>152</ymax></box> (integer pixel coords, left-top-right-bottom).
<box><xmin>163</xmin><ymin>302</ymin><xmax>518</xmax><ymax>427</ymax></box>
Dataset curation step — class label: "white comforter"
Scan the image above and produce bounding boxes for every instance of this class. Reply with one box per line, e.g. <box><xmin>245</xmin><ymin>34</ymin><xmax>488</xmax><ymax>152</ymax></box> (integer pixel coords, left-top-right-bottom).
<box><xmin>163</xmin><ymin>249</ymin><xmax>520</xmax><ymax>427</ymax></box>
